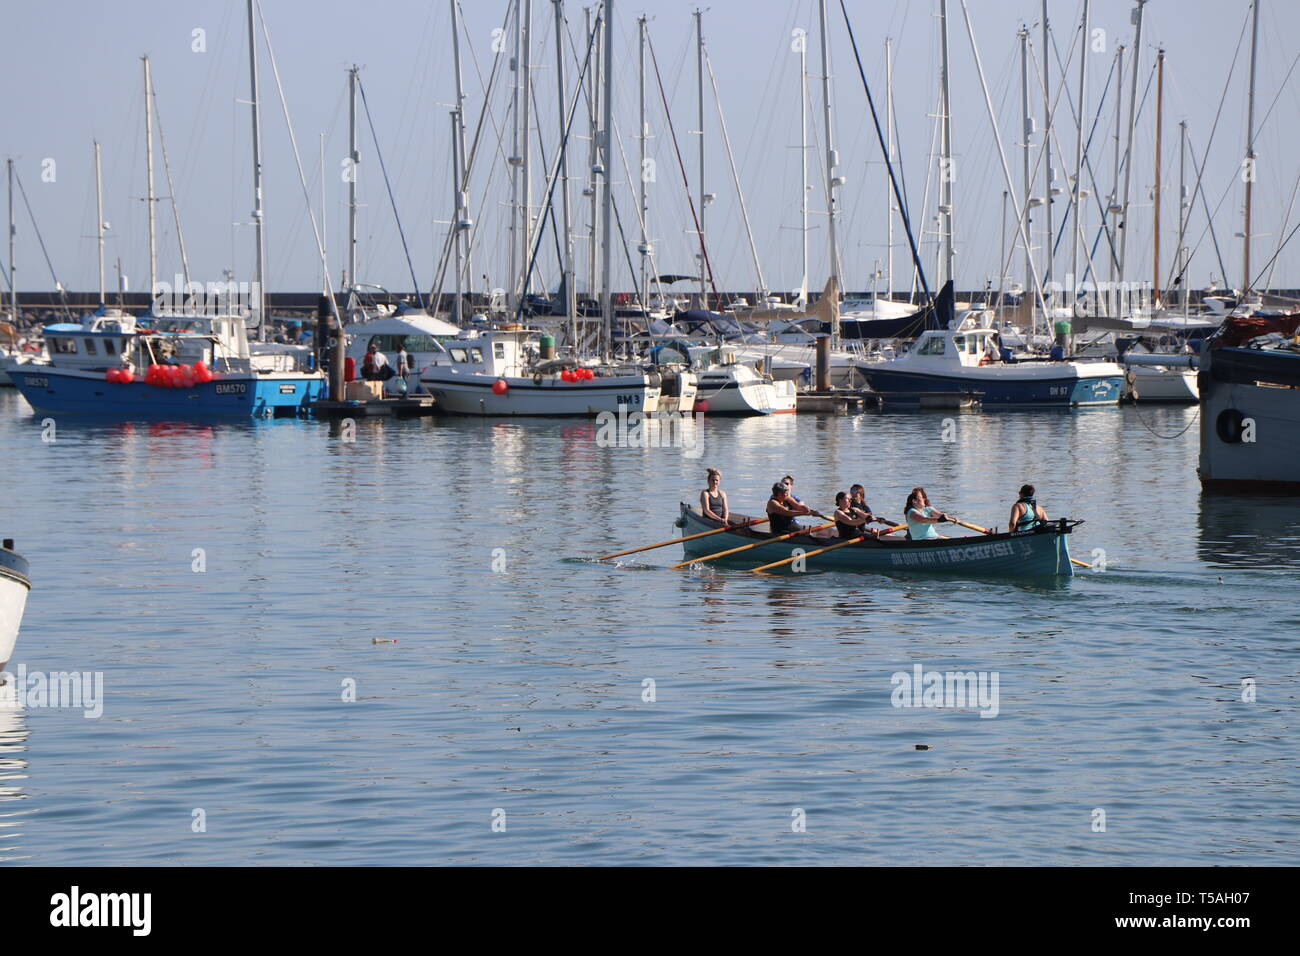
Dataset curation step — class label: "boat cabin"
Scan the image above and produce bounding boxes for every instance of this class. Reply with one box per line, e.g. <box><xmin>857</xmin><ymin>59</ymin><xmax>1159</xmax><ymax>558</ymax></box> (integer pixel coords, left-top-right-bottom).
<box><xmin>901</xmin><ymin>328</ymin><xmax>1003</xmax><ymax>368</ymax></box>
<box><xmin>424</xmin><ymin>328</ymin><xmax>533</xmax><ymax>378</ymax></box>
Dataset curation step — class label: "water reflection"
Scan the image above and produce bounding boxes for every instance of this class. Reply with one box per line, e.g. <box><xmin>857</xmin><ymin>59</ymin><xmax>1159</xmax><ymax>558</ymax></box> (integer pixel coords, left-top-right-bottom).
<box><xmin>1198</xmin><ymin>493</ymin><xmax>1300</xmax><ymax>569</ymax></box>
<box><xmin>0</xmin><ymin>706</ymin><xmax>30</xmax><ymax>863</ymax></box>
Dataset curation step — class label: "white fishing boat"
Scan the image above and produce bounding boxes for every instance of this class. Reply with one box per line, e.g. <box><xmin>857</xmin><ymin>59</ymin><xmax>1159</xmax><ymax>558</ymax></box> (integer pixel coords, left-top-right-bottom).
<box><xmin>419</xmin><ymin>327</ymin><xmax>666</xmax><ymax>417</ymax></box>
<box><xmin>0</xmin><ymin>539</ymin><xmax>30</xmax><ymax>674</ymax></box>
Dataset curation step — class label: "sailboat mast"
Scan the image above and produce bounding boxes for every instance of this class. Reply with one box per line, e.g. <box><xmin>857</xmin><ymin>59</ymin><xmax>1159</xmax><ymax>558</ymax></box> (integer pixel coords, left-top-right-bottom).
<box><xmin>450</xmin><ymin>110</ymin><xmax>464</xmax><ymax>323</ymax></box>
<box><xmin>885</xmin><ymin>36</ymin><xmax>894</xmax><ymax>299</ymax></box>
<box><xmin>1178</xmin><ymin>119</ymin><xmax>1188</xmax><ymax>314</ymax></box>
<box><xmin>1243</xmin><ymin>0</ymin><xmax>1260</xmax><ymax>294</ymax></box>
<box><xmin>520</xmin><ymin>0</ymin><xmax>533</xmax><ymax>301</ymax></box>
<box><xmin>553</xmin><ymin>0</ymin><xmax>576</xmax><ymax>323</ymax></box>
<box><xmin>1117</xmin><ymin>0</ymin><xmax>1146</xmax><ymax>311</ymax></box>
<box><xmin>95</xmin><ymin>141</ymin><xmax>105</xmax><ymax>308</ymax></box>
<box><xmin>1071</xmin><ymin>0</ymin><xmax>1089</xmax><ymax>310</ymax></box>
<box><xmin>1019</xmin><ymin>26</ymin><xmax>1033</xmax><ymax>323</ymax></box>
<box><xmin>143</xmin><ymin>55</ymin><xmax>157</xmax><ymax>304</ymax></box>
<box><xmin>695</xmin><ymin>9</ymin><xmax>707</xmax><ymax>305</ymax></box>
<box><xmin>816</xmin><ymin>0</ymin><xmax>840</xmax><ymax>346</ymax></box>
<box><xmin>800</xmin><ymin>31</ymin><xmax>809</xmax><ymax>307</ymax></box>
<box><xmin>1153</xmin><ymin>48</ymin><xmax>1164</xmax><ymax>306</ymax></box>
<box><xmin>637</xmin><ymin>14</ymin><xmax>650</xmax><ymax>312</ymax></box>
<box><xmin>586</xmin><ymin>6</ymin><xmax>599</xmax><ymax>302</ymax></box>
<box><xmin>939</xmin><ymin>0</ymin><xmax>955</xmax><ymax>290</ymax></box>
<box><xmin>1109</xmin><ymin>42</ymin><xmax>1123</xmax><ymax>298</ymax></box>
<box><xmin>6</xmin><ymin>159</ymin><xmax>14</xmax><ymax>323</ymax></box>
<box><xmin>450</xmin><ymin>0</ymin><xmax>472</xmax><ymax>307</ymax></box>
<box><xmin>347</xmin><ymin>65</ymin><xmax>359</xmax><ymax>292</ymax></box>
<box><xmin>599</xmin><ymin>0</ymin><xmax>615</xmax><ymax>359</ymax></box>
<box><xmin>246</xmin><ymin>0</ymin><xmax>266</xmax><ymax>340</ymax></box>
<box><xmin>1040</xmin><ymin>0</ymin><xmax>1052</xmax><ymax>291</ymax></box>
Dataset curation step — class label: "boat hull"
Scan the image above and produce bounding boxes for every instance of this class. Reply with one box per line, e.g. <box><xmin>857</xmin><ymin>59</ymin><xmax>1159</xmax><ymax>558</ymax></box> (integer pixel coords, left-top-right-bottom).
<box><xmin>859</xmin><ymin>365</ymin><xmax>1123</xmax><ymax>406</ymax></box>
<box><xmin>420</xmin><ymin>370</ymin><xmax>662</xmax><ymax>417</ymax></box>
<box><xmin>678</xmin><ymin>505</ymin><xmax>1074</xmax><ymax>578</ymax></box>
<box><xmin>694</xmin><ymin>374</ymin><xmax>797</xmax><ymax>415</ymax></box>
<box><xmin>1126</xmin><ymin>366</ymin><xmax>1199</xmax><ymax>402</ymax></box>
<box><xmin>0</xmin><ymin>546</ymin><xmax>30</xmax><ymax>673</ymax></box>
<box><xmin>7</xmin><ymin>366</ymin><xmax>326</xmax><ymax>418</ymax></box>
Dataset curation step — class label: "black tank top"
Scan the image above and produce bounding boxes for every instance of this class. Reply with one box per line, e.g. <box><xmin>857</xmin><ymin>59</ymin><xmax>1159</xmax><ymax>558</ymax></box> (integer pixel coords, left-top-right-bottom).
<box><xmin>836</xmin><ymin>518</ymin><xmax>859</xmax><ymax>539</ymax></box>
<box><xmin>767</xmin><ymin>507</ymin><xmax>794</xmax><ymax>535</ymax></box>
<box><xmin>706</xmin><ymin>491</ymin><xmax>725</xmax><ymax>515</ymax></box>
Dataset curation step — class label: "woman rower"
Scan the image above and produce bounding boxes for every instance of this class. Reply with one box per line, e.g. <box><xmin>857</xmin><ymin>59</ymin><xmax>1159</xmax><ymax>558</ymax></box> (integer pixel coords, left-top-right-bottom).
<box><xmin>700</xmin><ymin>468</ymin><xmax>730</xmax><ymax>523</ymax></box>
<box><xmin>903</xmin><ymin>487</ymin><xmax>950</xmax><ymax>540</ymax></box>
<box><xmin>1009</xmin><ymin>484</ymin><xmax>1049</xmax><ymax>532</ymax></box>
<box><xmin>833</xmin><ymin>492</ymin><xmax>877</xmax><ymax>540</ymax></box>
<box><xmin>848</xmin><ymin>484</ymin><xmax>877</xmax><ymax>523</ymax></box>
<box><xmin>766</xmin><ymin>483</ymin><xmax>818</xmax><ymax>535</ymax></box>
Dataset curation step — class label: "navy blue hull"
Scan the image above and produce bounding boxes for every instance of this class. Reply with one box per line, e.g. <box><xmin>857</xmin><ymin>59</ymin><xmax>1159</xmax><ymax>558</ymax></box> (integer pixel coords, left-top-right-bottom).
<box><xmin>861</xmin><ymin>367</ymin><xmax>1122</xmax><ymax>406</ymax></box>
<box><xmin>8</xmin><ymin>368</ymin><xmax>327</xmax><ymax>419</ymax></box>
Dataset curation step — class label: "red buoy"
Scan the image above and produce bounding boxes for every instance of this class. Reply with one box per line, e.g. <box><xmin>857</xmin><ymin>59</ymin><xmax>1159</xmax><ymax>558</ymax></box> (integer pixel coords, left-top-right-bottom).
<box><xmin>492</xmin><ymin>378</ymin><xmax>509</xmax><ymax>395</ymax></box>
<box><xmin>119</xmin><ymin>368</ymin><xmax>133</xmax><ymax>384</ymax></box>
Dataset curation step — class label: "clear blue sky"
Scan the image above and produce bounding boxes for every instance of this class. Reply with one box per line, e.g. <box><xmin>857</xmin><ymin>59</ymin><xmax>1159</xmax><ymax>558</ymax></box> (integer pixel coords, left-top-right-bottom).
<box><xmin>3</xmin><ymin>0</ymin><xmax>1297</xmax><ymax>297</ymax></box>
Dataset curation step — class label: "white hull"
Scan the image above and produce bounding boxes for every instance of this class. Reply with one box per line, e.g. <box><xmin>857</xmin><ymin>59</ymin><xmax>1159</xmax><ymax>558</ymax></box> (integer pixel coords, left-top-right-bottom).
<box><xmin>695</xmin><ymin>368</ymin><xmax>797</xmax><ymax>414</ymax></box>
<box><xmin>0</xmin><ymin>569</ymin><xmax>30</xmax><ymax>672</ymax></box>
<box><xmin>421</xmin><ymin>369</ymin><xmax>662</xmax><ymax>416</ymax></box>
<box><xmin>1126</xmin><ymin>366</ymin><xmax>1199</xmax><ymax>402</ymax></box>
<box><xmin>728</xmin><ymin>345</ymin><xmax>864</xmax><ymax>387</ymax></box>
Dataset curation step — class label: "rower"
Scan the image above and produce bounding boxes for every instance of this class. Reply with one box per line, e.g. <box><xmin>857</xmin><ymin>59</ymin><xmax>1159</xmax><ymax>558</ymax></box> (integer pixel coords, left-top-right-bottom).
<box><xmin>767</xmin><ymin>482</ymin><xmax>817</xmax><ymax>535</ymax></box>
<box><xmin>781</xmin><ymin>475</ymin><xmax>803</xmax><ymax>505</ymax></box>
<box><xmin>1010</xmin><ymin>484</ymin><xmax>1049</xmax><ymax>532</ymax></box>
<box><xmin>700</xmin><ymin>468</ymin><xmax>730</xmax><ymax>523</ymax></box>
<box><xmin>848</xmin><ymin>484</ymin><xmax>877</xmax><ymax>523</ymax></box>
<box><xmin>904</xmin><ymin>487</ymin><xmax>950</xmax><ymax>540</ymax></box>
<box><xmin>833</xmin><ymin>492</ymin><xmax>877</xmax><ymax>539</ymax></box>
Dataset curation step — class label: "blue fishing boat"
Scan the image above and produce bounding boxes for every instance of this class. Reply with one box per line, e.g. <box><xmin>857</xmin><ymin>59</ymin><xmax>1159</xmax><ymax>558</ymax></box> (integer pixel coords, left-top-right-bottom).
<box><xmin>8</xmin><ymin>308</ymin><xmax>325</xmax><ymax>419</ymax></box>
<box><xmin>677</xmin><ymin>505</ymin><xmax>1077</xmax><ymax>578</ymax></box>
<box><xmin>859</xmin><ymin>326</ymin><xmax>1123</xmax><ymax>407</ymax></box>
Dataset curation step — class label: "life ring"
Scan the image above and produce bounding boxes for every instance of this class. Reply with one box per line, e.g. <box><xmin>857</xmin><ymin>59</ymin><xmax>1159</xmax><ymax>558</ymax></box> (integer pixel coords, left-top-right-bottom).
<box><xmin>1215</xmin><ymin>408</ymin><xmax>1247</xmax><ymax>444</ymax></box>
<box><xmin>533</xmin><ymin>371</ymin><xmax>544</xmax><ymax>386</ymax></box>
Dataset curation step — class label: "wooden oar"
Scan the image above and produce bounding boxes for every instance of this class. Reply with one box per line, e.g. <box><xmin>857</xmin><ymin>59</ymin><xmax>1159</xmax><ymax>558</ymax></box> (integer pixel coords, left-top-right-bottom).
<box><xmin>598</xmin><ymin>517</ymin><xmax>769</xmax><ymax>561</ymax></box>
<box><xmin>750</xmin><ymin>523</ymin><xmax>908</xmax><ymax>573</ymax></box>
<box><xmin>669</xmin><ymin>521</ymin><xmax>834</xmax><ymax>570</ymax></box>
<box><xmin>947</xmin><ymin>516</ymin><xmax>1092</xmax><ymax>569</ymax></box>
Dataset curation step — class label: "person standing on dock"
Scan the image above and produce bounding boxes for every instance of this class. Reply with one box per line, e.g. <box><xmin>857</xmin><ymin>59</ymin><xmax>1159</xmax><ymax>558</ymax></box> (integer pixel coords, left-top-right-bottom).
<box><xmin>904</xmin><ymin>488</ymin><xmax>950</xmax><ymax>540</ymax></box>
<box><xmin>1010</xmin><ymin>484</ymin><xmax>1049</xmax><ymax>532</ymax></box>
<box><xmin>700</xmin><ymin>468</ymin><xmax>730</xmax><ymax>523</ymax></box>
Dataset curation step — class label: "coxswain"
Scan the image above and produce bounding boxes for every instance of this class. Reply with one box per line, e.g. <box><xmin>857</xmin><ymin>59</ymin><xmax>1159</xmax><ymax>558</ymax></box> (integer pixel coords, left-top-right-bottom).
<box><xmin>1010</xmin><ymin>484</ymin><xmax>1049</xmax><ymax>532</ymax></box>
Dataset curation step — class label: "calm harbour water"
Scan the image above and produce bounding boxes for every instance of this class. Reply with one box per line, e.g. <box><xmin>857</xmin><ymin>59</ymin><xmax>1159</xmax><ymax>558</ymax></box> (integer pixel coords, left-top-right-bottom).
<box><xmin>1</xmin><ymin>388</ymin><xmax>1297</xmax><ymax>866</ymax></box>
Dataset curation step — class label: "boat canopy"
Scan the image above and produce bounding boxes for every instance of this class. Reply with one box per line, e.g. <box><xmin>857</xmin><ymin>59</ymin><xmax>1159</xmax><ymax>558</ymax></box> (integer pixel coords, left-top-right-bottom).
<box><xmin>344</xmin><ymin>305</ymin><xmax>460</xmax><ymax>339</ymax></box>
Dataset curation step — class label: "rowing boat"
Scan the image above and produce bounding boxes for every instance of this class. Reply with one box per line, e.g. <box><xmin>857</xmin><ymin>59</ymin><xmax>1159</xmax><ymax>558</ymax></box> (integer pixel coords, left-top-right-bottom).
<box><xmin>676</xmin><ymin>504</ymin><xmax>1076</xmax><ymax>578</ymax></box>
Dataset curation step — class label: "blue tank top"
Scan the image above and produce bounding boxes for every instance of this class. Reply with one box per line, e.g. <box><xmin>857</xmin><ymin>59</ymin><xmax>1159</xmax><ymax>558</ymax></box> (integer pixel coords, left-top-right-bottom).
<box><xmin>1015</xmin><ymin>497</ymin><xmax>1041</xmax><ymax>531</ymax></box>
<box><xmin>907</xmin><ymin>506</ymin><xmax>940</xmax><ymax>540</ymax></box>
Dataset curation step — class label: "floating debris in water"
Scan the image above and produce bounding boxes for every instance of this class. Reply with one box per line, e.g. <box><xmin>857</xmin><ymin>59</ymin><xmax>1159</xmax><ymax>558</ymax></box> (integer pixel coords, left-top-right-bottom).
<box><xmin>372</xmin><ymin>637</ymin><xmax>399</xmax><ymax>644</ymax></box>
<box><xmin>915</xmin><ymin>744</ymin><xmax>931</xmax><ymax>751</ymax></box>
